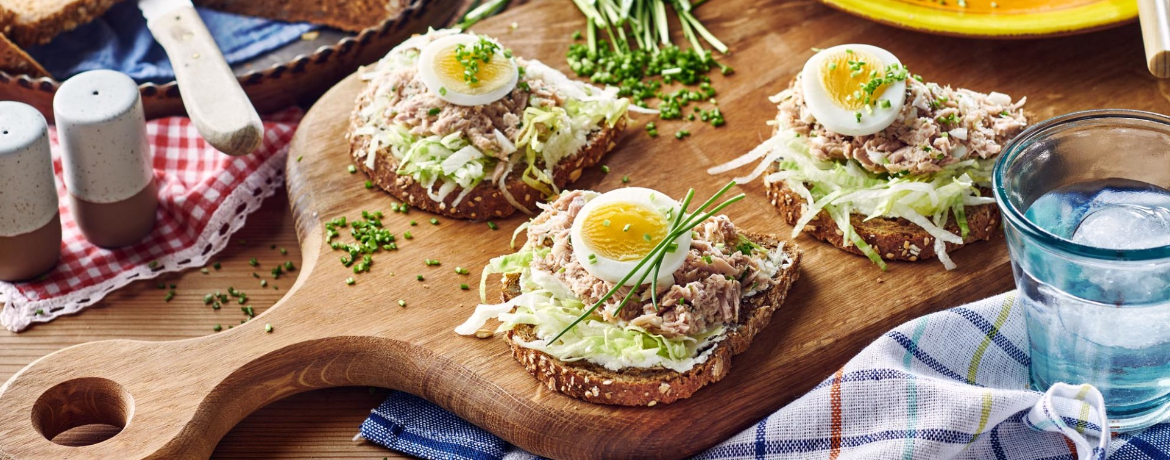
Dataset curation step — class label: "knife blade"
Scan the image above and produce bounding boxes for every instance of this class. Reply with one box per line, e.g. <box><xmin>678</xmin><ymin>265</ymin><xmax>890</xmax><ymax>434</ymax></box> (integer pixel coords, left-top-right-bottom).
<box><xmin>138</xmin><ymin>0</ymin><xmax>264</xmax><ymax>156</ymax></box>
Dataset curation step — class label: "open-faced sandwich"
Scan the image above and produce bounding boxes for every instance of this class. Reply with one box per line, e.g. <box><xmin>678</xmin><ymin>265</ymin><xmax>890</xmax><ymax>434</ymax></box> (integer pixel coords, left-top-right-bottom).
<box><xmin>456</xmin><ymin>183</ymin><xmax>801</xmax><ymax>406</ymax></box>
<box><xmin>710</xmin><ymin>44</ymin><xmax>1028</xmax><ymax>270</ymax></box>
<box><xmin>348</xmin><ymin>28</ymin><xmax>630</xmax><ymax>220</ymax></box>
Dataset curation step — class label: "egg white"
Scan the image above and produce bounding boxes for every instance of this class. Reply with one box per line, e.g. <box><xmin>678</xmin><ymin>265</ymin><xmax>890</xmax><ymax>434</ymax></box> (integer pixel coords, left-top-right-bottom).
<box><xmin>417</xmin><ymin>33</ymin><xmax>518</xmax><ymax>107</ymax></box>
<box><xmin>570</xmin><ymin>188</ymin><xmax>692</xmax><ymax>288</ymax></box>
<box><xmin>800</xmin><ymin>44</ymin><xmax>906</xmax><ymax>137</ymax></box>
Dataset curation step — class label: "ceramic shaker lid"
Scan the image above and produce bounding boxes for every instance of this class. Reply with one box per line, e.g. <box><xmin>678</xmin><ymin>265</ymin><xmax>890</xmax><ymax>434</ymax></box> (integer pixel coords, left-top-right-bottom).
<box><xmin>0</xmin><ymin>102</ymin><xmax>58</xmax><ymax>238</ymax></box>
<box><xmin>54</xmin><ymin>69</ymin><xmax>154</xmax><ymax>204</ymax></box>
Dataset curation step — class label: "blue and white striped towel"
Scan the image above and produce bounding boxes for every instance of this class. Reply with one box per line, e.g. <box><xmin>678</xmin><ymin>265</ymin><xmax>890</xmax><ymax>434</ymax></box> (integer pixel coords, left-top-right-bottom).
<box><xmin>361</xmin><ymin>292</ymin><xmax>1170</xmax><ymax>459</ymax></box>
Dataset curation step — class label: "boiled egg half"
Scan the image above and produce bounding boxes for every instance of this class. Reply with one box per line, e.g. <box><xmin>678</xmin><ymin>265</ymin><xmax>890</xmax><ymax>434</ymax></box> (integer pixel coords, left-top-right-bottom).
<box><xmin>801</xmin><ymin>44</ymin><xmax>906</xmax><ymax>137</ymax></box>
<box><xmin>417</xmin><ymin>33</ymin><xmax>518</xmax><ymax>106</ymax></box>
<box><xmin>570</xmin><ymin>188</ymin><xmax>692</xmax><ymax>288</ymax></box>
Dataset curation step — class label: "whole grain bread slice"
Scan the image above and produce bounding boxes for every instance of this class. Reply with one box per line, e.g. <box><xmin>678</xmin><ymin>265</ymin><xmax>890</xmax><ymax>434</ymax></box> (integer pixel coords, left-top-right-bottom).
<box><xmin>0</xmin><ymin>0</ymin><xmax>121</xmax><ymax>47</ymax></box>
<box><xmin>348</xmin><ymin>112</ymin><xmax>627</xmax><ymax>221</ymax></box>
<box><xmin>0</xmin><ymin>33</ymin><xmax>47</xmax><ymax>78</ymax></box>
<box><xmin>194</xmin><ymin>0</ymin><xmax>409</xmax><ymax>32</ymax></box>
<box><xmin>765</xmin><ymin>180</ymin><xmax>1000</xmax><ymax>263</ymax></box>
<box><xmin>499</xmin><ymin>233</ymin><xmax>801</xmax><ymax>406</ymax></box>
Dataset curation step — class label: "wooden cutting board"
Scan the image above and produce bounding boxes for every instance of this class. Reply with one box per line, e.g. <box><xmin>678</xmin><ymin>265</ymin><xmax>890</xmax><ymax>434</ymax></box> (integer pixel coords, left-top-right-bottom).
<box><xmin>1</xmin><ymin>1</ymin><xmax>1168</xmax><ymax>459</ymax></box>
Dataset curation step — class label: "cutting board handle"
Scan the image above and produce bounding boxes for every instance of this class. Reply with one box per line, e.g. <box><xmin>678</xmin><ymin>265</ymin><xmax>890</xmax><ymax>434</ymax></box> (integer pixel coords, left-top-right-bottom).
<box><xmin>0</xmin><ymin>283</ymin><xmax>440</xmax><ymax>458</ymax></box>
<box><xmin>0</xmin><ymin>210</ymin><xmax>439</xmax><ymax>459</ymax></box>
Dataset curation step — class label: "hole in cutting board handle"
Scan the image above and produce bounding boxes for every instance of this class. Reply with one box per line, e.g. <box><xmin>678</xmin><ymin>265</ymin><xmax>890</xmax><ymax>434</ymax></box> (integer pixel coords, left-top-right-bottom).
<box><xmin>31</xmin><ymin>377</ymin><xmax>134</xmax><ymax>446</ymax></box>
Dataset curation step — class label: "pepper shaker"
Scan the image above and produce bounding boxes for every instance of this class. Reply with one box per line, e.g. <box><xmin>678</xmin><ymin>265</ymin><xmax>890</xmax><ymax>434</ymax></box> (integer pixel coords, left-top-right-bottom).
<box><xmin>55</xmin><ymin>70</ymin><xmax>158</xmax><ymax>248</ymax></box>
<box><xmin>0</xmin><ymin>102</ymin><xmax>61</xmax><ymax>281</ymax></box>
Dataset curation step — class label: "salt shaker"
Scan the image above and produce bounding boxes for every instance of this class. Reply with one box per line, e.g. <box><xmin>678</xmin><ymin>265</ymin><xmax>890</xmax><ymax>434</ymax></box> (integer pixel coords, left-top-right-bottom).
<box><xmin>55</xmin><ymin>70</ymin><xmax>158</xmax><ymax>248</ymax></box>
<box><xmin>0</xmin><ymin>102</ymin><xmax>61</xmax><ymax>281</ymax></box>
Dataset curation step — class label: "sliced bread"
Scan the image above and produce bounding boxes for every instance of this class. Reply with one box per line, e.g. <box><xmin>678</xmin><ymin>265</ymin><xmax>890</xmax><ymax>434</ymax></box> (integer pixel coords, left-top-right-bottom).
<box><xmin>194</xmin><ymin>0</ymin><xmax>409</xmax><ymax>32</ymax></box>
<box><xmin>500</xmin><ymin>233</ymin><xmax>802</xmax><ymax>406</ymax></box>
<box><xmin>0</xmin><ymin>32</ymin><xmax>47</xmax><ymax>77</ymax></box>
<box><xmin>766</xmin><ymin>180</ymin><xmax>1000</xmax><ymax>262</ymax></box>
<box><xmin>0</xmin><ymin>0</ymin><xmax>121</xmax><ymax>47</ymax></box>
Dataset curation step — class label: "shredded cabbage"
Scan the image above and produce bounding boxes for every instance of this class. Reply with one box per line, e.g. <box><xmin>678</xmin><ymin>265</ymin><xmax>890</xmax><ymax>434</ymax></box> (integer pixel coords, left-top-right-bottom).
<box><xmin>719</xmin><ymin>129</ymin><xmax>996</xmax><ymax>270</ymax></box>
<box><xmin>459</xmin><ymin>242</ymin><xmax>724</xmax><ymax>372</ymax></box>
<box><xmin>352</xmin><ymin>32</ymin><xmax>629</xmax><ymax>213</ymax></box>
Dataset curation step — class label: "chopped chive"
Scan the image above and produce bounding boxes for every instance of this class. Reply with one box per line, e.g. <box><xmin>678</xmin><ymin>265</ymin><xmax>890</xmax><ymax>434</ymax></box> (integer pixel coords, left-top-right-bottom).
<box><xmin>284</xmin><ymin>261</ymin><xmax>295</xmax><ymax>271</ymax></box>
<box><xmin>622</xmin><ymin>176</ymin><xmax>630</xmax><ymax>183</ymax></box>
<box><xmin>416</xmin><ymin>275</ymin><xmax>424</xmax><ymax>281</ymax></box>
<box><xmin>365</xmin><ymin>180</ymin><xmax>374</xmax><ymax>189</ymax></box>
<box><xmin>260</xmin><ymin>280</ymin><xmax>268</xmax><ymax>287</ymax></box>
<box><xmin>410</xmin><ymin>220</ymin><xmax>418</xmax><ymax>226</ymax></box>
<box><xmin>347</xmin><ymin>165</ymin><xmax>357</xmax><ymax>174</ymax></box>
<box><xmin>427</xmin><ymin>107</ymin><xmax>441</xmax><ymax>116</ymax></box>
<box><xmin>603</xmin><ymin>219</ymin><xmax>611</xmax><ymax>227</ymax></box>
<box><xmin>404</xmin><ymin>231</ymin><xmax>413</xmax><ymax>239</ymax></box>
<box><xmin>487</xmin><ymin>221</ymin><xmax>499</xmax><ymax>231</ymax></box>
<box><xmin>439</xmin><ymin>87</ymin><xmax>448</xmax><ymax>96</ymax></box>
<box><xmin>213</xmin><ymin>324</ymin><xmax>222</xmax><ymax>332</ymax></box>
<box><xmin>249</xmin><ymin>258</ymin><xmax>258</xmax><ymax>267</ymax></box>
<box><xmin>643</xmin><ymin>233</ymin><xmax>652</xmax><ymax>242</ymax></box>
<box><xmin>398</xmin><ymin>299</ymin><xmax>407</xmax><ymax>307</ymax></box>
<box><xmin>345</xmin><ymin>277</ymin><xmax>355</xmax><ymax>285</ymax></box>
<box><xmin>213</xmin><ymin>262</ymin><xmax>221</xmax><ymax>270</ymax></box>
<box><xmin>265</xmin><ymin>323</ymin><xmax>273</xmax><ymax>333</ymax></box>
<box><xmin>200</xmin><ymin>268</ymin><xmax>209</xmax><ymax>274</ymax></box>
<box><xmin>622</xmin><ymin>224</ymin><xmax>631</xmax><ymax>232</ymax></box>
<box><xmin>601</xmin><ymin>165</ymin><xmax>610</xmax><ymax>174</ymax></box>
<box><xmin>460</xmin><ymin>283</ymin><xmax>470</xmax><ymax>290</ymax></box>
<box><xmin>296</xmin><ymin>155</ymin><xmax>303</xmax><ymax>162</ymax></box>
<box><xmin>164</xmin><ymin>290</ymin><xmax>175</xmax><ymax>302</ymax></box>
<box><xmin>149</xmin><ymin>261</ymin><xmax>159</xmax><ymax>269</ymax></box>
<box><xmin>588</xmin><ymin>254</ymin><xmax>598</xmax><ymax>264</ymax></box>
<box><xmin>279</xmin><ymin>248</ymin><xmax>287</xmax><ymax>255</ymax></box>
<box><xmin>430</xmin><ymin>218</ymin><xmax>439</xmax><ymax>225</ymax></box>
<box><xmin>203</xmin><ymin>294</ymin><xmax>213</xmax><ymax>305</ymax></box>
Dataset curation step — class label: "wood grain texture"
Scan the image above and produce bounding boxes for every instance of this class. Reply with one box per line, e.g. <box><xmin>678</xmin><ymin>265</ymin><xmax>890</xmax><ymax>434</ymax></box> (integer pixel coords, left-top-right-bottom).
<box><xmin>2</xmin><ymin>0</ymin><xmax>1170</xmax><ymax>459</ymax></box>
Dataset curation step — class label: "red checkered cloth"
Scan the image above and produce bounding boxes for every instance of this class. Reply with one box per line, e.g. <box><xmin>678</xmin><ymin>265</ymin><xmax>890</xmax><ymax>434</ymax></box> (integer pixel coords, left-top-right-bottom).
<box><xmin>0</xmin><ymin>109</ymin><xmax>302</xmax><ymax>332</ymax></box>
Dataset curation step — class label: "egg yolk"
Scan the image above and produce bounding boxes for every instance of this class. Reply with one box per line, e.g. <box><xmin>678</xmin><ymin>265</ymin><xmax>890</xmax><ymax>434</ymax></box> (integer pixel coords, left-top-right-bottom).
<box><xmin>432</xmin><ymin>44</ymin><xmax>514</xmax><ymax>96</ymax></box>
<box><xmin>818</xmin><ymin>49</ymin><xmax>888</xmax><ymax>110</ymax></box>
<box><xmin>580</xmin><ymin>202</ymin><xmax>669</xmax><ymax>262</ymax></box>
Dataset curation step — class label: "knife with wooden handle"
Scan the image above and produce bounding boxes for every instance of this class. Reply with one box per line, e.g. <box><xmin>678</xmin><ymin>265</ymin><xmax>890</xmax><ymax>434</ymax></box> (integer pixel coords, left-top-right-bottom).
<box><xmin>1140</xmin><ymin>0</ymin><xmax>1170</xmax><ymax>78</ymax></box>
<box><xmin>139</xmin><ymin>0</ymin><xmax>264</xmax><ymax>156</ymax></box>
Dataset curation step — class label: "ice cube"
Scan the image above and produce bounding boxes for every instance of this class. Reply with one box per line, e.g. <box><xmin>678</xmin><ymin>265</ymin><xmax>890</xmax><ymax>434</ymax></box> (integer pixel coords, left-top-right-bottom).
<box><xmin>1072</xmin><ymin>203</ymin><xmax>1170</xmax><ymax>250</ymax></box>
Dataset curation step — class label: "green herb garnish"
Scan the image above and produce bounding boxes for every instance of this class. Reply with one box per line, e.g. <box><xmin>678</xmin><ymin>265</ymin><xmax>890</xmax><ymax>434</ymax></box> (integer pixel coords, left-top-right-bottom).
<box><xmin>547</xmin><ymin>181</ymin><xmax>744</xmax><ymax>343</ymax></box>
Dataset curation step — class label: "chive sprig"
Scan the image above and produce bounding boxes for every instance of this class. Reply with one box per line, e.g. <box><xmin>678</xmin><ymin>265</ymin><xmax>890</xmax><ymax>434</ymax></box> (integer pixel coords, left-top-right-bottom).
<box><xmin>547</xmin><ymin>181</ymin><xmax>743</xmax><ymax>344</ymax></box>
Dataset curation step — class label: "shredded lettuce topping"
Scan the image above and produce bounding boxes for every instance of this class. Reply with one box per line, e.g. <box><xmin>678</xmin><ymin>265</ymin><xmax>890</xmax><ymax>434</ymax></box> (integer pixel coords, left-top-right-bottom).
<box><xmin>711</xmin><ymin>128</ymin><xmax>995</xmax><ymax>270</ymax></box>
<box><xmin>353</xmin><ymin>30</ymin><xmax>629</xmax><ymax>212</ymax></box>
<box><xmin>456</xmin><ymin>243</ymin><xmax>724</xmax><ymax>372</ymax></box>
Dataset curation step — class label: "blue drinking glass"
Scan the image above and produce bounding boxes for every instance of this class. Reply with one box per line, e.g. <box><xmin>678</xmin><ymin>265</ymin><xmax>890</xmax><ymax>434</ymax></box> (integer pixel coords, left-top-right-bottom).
<box><xmin>994</xmin><ymin>109</ymin><xmax>1170</xmax><ymax>432</ymax></box>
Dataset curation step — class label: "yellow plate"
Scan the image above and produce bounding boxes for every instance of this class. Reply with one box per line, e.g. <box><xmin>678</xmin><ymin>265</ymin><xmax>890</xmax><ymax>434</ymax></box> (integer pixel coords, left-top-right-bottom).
<box><xmin>819</xmin><ymin>0</ymin><xmax>1137</xmax><ymax>38</ymax></box>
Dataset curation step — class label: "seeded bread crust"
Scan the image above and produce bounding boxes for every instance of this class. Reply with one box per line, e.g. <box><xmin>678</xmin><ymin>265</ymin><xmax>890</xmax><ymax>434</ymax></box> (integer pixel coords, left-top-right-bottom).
<box><xmin>194</xmin><ymin>0</ymin><xmax>409</xmax><ymax>32</ymax></box>
<box><xmin>765</xmin><ymin>180</ymin><xmax>1000</xmax><ymax>263</ymax></box>
<box><xmin>347</xmin><ymin>107</ymin><xmax>627</xmax><ymax>221</ymax></box>
<box><xmin>498</xmin><ymin>233</ymin><xmax>801</xmax><ymax>406</ymax></box>
<box><xmin>0</xmin><ymin>33</ymin><xmax>47</xmax><ymax>78</ymax></box>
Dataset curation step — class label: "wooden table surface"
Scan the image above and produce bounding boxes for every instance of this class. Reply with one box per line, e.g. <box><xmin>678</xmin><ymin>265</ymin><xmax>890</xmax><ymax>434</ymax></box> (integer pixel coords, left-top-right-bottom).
<box><xmin>0</xmin><ymin>1</ymin><xmax>1152</xmax><ymax>459</ymax></box>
